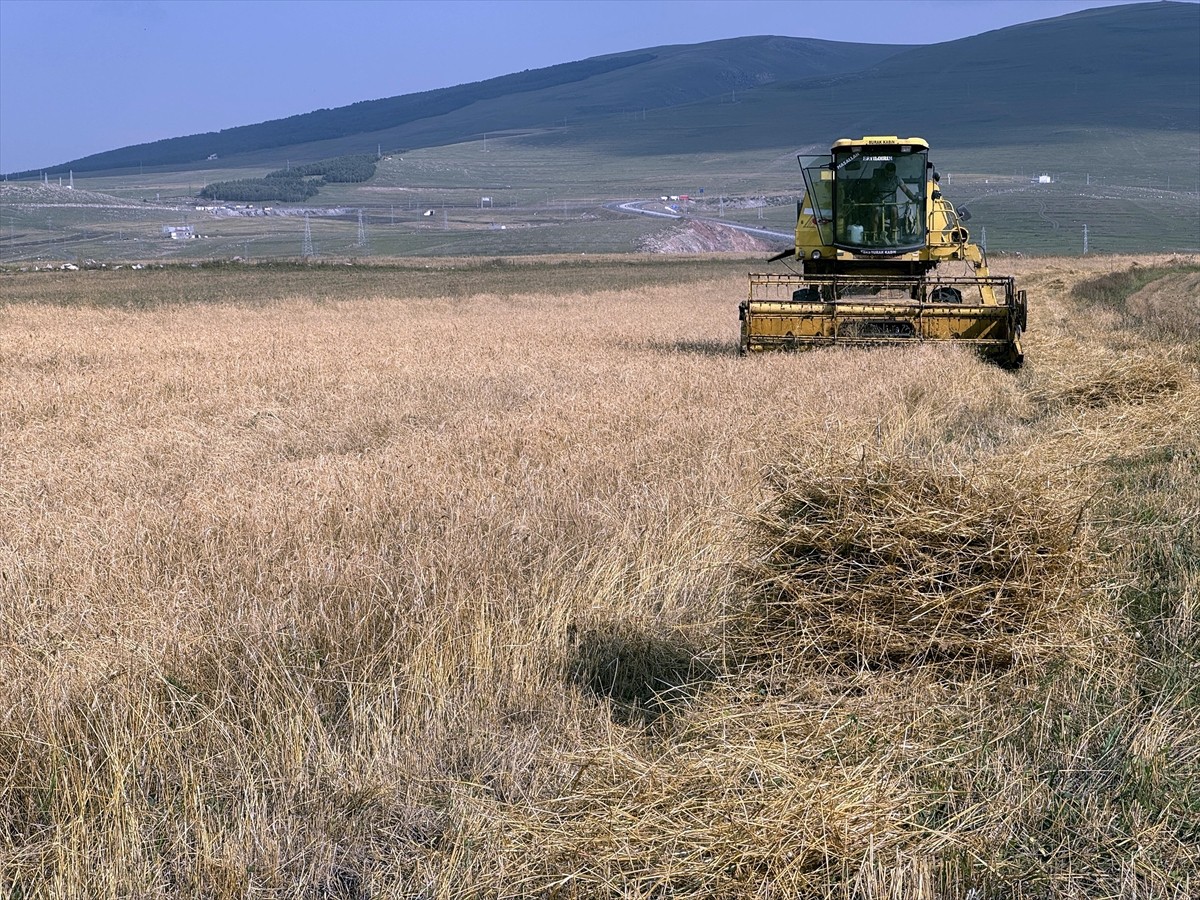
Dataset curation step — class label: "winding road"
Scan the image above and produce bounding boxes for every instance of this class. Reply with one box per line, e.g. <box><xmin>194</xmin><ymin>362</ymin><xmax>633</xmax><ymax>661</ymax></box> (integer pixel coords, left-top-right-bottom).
<box><xmin>606</xmin><ymin>199</ymin><xmax>793</xmax><ymax>243</ymax></box>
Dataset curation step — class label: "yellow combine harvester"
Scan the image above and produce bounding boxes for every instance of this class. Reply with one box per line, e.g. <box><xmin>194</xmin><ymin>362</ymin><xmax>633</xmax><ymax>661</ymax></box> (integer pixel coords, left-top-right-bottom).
<box><xmin>739</xmin><ymin>136</ymin><xmax>1026</xmax><ymax>368</ymax></box>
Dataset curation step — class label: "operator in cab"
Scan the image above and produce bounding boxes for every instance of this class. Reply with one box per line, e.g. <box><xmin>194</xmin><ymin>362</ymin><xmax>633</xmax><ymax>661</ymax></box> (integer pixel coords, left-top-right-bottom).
<box><xmin>869</xmin><ymin>161</ymin><xmax>918</xmax><ymax>245</ymax></box>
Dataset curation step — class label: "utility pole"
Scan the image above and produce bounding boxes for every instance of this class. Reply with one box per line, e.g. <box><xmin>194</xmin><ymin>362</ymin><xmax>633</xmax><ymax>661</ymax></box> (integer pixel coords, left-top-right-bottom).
<box><xmin>1083</xmin><ymin>224</ymin><xmax>1089</xmax><ymax>254</ymax></box>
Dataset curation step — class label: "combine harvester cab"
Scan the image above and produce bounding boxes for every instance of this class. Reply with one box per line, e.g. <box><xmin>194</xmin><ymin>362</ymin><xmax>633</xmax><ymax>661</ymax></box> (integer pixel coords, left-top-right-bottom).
<box><xmin>739</xmin><ymin>136</ymin><xmax>1026</xmax><ymax>368</ymax></box>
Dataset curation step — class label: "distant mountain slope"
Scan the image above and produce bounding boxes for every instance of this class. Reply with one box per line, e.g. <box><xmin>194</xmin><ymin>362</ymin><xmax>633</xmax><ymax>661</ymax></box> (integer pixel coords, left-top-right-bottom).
<box><xmin>862</xmin><ymin>0</ymin><xmax>1198</xmax><ymax>132</ymax></box>
<box><xmin>11</xmin><ymin>1</ymin><xmax>1196</xmax><ymax>179</ymax></box>
<box><xmin>561</xmin><ymin>0</ymin><xmax>1199</xmax><ymax>156</ymax></box>
<box><xmin>14</xmin><ymin>36</ymin><xmax>911</xmax><ymax>177</ymax></box>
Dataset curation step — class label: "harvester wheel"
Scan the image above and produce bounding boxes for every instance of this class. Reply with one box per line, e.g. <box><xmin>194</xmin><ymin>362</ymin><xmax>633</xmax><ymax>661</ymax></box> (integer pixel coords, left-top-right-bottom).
<box><xmin>999</xmin><ymin>326</ymin><xmax>1024</xmax><ymax>370</ymax></box>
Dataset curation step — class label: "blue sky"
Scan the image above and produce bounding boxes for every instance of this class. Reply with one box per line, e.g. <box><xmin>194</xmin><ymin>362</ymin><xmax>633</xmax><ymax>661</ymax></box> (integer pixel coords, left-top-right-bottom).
<box><xmin>0</xmin><ymin>0</ymin><xmax>1154</xmax><ymax>172</ymax></box>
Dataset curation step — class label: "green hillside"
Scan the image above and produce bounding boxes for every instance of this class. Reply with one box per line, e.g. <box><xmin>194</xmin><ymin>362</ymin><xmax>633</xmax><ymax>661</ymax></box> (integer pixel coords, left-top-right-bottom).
<box><xmin>11</xmin><ymin>2</ymin><xmax>1196</xmax><ymax>182</ymax></box>
<box><xmin>558</xmin><ymin>0</ymin><xmax>1199</xmax><ymax>157</ymax></box>
<box><xmin>8</xmin><ymin>36</ymin><xmax>911</xmax><ymax>178</ymax></box>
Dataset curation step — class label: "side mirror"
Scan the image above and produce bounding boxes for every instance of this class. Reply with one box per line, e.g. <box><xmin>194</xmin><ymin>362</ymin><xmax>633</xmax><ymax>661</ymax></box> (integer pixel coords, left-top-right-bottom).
<box><xmin>956</xmin><ymin>206</ymin><xmax>972</xmax><ymax>222</ymax></box>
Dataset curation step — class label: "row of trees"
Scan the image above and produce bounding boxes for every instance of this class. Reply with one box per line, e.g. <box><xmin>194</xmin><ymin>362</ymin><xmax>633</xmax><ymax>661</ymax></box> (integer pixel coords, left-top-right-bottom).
<box><xmin>273</xmin><ymin>155</ymin><xmax>377</xmax><ymax>183</ymax></box>
<box><xmin>198</xmin><ymin>177</ymin><xmax>320</xmax><ymax>202</ymax></box>
<box><xmin>199</xmin><ymin>155</ymin><xmax>378</xmax><ymax>202</ymax></box>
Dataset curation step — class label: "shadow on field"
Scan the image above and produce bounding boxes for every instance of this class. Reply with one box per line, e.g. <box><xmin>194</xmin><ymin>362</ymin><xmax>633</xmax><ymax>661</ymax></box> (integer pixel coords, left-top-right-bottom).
<box><xmin>637</xmin><ymin>338</ymin><xmax>740</xmax><ymax>357</ymax></box>
<box><xmin>569</xmin><ymin>620</ymin><xmax>715</xmax><ymax>725</ymax></box>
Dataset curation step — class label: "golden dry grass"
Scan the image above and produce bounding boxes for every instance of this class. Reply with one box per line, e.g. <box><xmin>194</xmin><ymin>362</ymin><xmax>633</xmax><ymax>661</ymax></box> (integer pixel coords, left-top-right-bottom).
<box><xmin>1</xmin><ymin>253</ymin><xmax>1197</xmax><ymax>898</ymax></box>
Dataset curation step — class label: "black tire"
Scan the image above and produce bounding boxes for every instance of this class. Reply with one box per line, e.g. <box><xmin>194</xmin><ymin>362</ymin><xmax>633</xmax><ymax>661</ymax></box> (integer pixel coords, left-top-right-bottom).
<box><xmin>999</xmin><ymin>326</ymin><xmax>1024</xmax><ymax>370</ymax></box>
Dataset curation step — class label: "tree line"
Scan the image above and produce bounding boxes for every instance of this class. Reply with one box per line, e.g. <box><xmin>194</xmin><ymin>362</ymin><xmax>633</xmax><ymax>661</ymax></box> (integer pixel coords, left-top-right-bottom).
<box><xmin>198</xmin><ymin>154</ymin><xmax>378</xmax><ymax>202</ymax></box>
<box><xmin>274</xmin><ymin>155</ymin><xmax>377</xmax><ymax>183</ymax></box>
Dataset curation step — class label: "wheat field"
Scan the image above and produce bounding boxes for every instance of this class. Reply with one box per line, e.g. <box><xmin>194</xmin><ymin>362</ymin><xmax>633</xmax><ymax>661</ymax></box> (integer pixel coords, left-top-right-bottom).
<box><xmin>1</xmin><ymin>254</ymin><xmax>1197</xmax><ymax>898</ymax></box>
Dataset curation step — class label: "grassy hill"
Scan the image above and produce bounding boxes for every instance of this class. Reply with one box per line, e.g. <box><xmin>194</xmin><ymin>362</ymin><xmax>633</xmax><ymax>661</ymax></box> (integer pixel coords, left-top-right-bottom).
<box><xmin>10</xmin><ymin>2</ymin><xmax>1195</xmax><ymax>180</ymax></box>
<box><xmin>550</xmin><ymin>1</ymin><xmax>1199</xmax><ymax>155</ymax></box>
<box><xmin>7</xmin><ymin>36</ymin><xmax>912</xmax><ymax>179</ymax></box>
